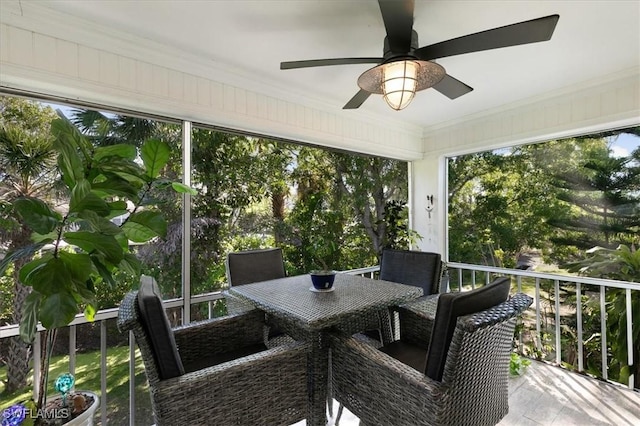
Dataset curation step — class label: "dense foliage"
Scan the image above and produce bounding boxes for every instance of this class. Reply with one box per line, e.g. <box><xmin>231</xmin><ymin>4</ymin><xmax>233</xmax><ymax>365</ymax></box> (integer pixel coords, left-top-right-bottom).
<box><xmin>448</xmin><ymin>133</ymin><xmax>639</xmax><ymax>267</ymax></box>
<box><xmin>0</xmin><ymin>99</ymin><xmax>410</xmax><ymax>341</ymax></box>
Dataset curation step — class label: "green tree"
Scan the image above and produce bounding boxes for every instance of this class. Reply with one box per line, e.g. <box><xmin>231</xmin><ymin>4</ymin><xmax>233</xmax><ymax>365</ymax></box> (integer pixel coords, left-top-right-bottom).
<box><xmin>178</xmin><ymin>130</ymin><xmax>278</xmax><ymax>293</ymax></box>
<box><xmin>281</xmin><ymin>147</ymin><xmax>344</xmax><ymax>273</ymax></box>
<box><xmin>448</xmin><ymin>153</ymin><xmax>503</xmax><ymax>264</ymax></box>
<box><xmin>69</xmin><ymin>109</ymin><xmax>158</xmax><ymax>146</ymax></box>
<box><xmin>549</xmin><ymin>140</ymin><xmax>640</xmax><ymax>251</ymax></box>
<box><xmin>333</xmin><ymin>152</ymin><xmax>408</xmax><ymax>258</ymax></box>
<box><xmin>448</xmin><ymin>148</ymin><xmax>564</xmax><ymax>266</ymax></box>
<box><xmin>0</xmin><ymin>97</ymin><xmax>58</xmax><ymax>393</ymax></box>
<box><xmin>382</xmin><ymin>199</ymin><xmax>416</xmax><ymax>250</ymax></box>
<box><xmin>259</xmin><ymin>141</ymin><xmax>294</xmax><ymax>245</ymax></box>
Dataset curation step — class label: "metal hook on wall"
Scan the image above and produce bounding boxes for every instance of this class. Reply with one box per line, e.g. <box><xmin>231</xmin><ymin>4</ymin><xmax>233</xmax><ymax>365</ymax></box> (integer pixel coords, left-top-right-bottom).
<box><xmin>425</xmin><ymin>195</ymin><xmax>434</xmax><ymax>219</ymax></box>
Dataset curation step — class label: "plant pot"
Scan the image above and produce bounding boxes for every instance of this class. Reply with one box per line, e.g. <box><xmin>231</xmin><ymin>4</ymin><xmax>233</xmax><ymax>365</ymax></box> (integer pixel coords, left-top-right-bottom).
<box><xmin>310</xmin><ymin>270</ymin><xmax>337</xmax><ymax>290</ymax></box>
<box><xmin>41</xmin><ymin>391</ymin><xmax>99</xmax><ymax>426</ymax></box>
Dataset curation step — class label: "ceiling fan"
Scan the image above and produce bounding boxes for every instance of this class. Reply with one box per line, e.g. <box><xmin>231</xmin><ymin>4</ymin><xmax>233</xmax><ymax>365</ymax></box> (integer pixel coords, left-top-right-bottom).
<box><xmin>280</xmin><ymin>0</ymin><xmax>559</xmax><ymax>111</ymax></box>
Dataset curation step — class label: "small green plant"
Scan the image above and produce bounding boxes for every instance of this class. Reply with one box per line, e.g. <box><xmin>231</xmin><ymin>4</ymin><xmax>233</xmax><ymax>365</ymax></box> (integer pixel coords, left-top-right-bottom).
<box><xmin>509</xmin><ymin>352</ymin><xmax>531</xmax><ymax>376</ymax></box>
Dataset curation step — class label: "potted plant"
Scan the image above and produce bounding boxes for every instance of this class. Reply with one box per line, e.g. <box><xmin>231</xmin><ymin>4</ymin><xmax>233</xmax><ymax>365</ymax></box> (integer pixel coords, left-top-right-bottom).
<box><xmin>0</xmin><ymin>115</ymin><xmax>193</xmax><ymax>425</ymax></box>
<box><xmin>308</xmin><ymin>234</ymin><xmax>338</xmax><ymax>291</ymax></box>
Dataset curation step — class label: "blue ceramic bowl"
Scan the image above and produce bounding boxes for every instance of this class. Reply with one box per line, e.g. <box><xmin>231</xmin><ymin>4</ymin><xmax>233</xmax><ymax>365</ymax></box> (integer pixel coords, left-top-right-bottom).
<box><xmin>310</xmin><ymin>271</ymin><xmax>336</xmax><ymax>290</ymax></box>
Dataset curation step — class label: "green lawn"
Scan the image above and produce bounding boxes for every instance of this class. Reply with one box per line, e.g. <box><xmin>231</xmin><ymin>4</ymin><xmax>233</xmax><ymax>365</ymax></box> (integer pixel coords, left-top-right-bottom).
<box><xmin>1</xmin><ymin>345</ymin><xmax>154</xmax><ymax>425</ymax></box>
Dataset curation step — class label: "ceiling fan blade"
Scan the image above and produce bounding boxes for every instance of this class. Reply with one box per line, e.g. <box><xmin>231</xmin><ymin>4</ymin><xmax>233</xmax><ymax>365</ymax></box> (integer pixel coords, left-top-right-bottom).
<box><xmin>343</xmin><ymin>90</ymin><xmax>371</xmax><ymax>109</ymax></box>
<box><xmin>432</xmin><ymin>74</ymin><xmax>473</xmax><ymax>100</ymax></box>
<box><xmin>415</xmin><ymin>14</ymin><xmax>560</xmax><ymax>60</ymax></box>
<box><xmin>281</xmin><ymin>57</ymin><xmax>382</xmax><ymax>70</ymax></box>
<box><xmin>378</xmin><ymin>0</ymin><xmax>415</xmax><ymax>53</ymax></box>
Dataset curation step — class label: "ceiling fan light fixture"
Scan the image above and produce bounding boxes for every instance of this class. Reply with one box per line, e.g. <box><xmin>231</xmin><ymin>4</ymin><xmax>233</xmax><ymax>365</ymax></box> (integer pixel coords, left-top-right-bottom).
<box><xmin>358</xmin><ymin>59</ymin><xmax>446</xmax><ymax>110</ymax></box>
<box><xmin>383</xmin><ymin>60</ymin><xmax>418</xmax><ymax>110</ymax></box>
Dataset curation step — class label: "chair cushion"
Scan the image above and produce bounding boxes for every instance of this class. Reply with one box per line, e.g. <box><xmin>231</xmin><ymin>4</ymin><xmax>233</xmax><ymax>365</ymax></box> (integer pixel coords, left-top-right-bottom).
<box><xmin>183</xmin><ymin>342</ymin><xmax>268</xmax><ymax>373</ymax></box>
<box><xmin>379</xmin><ymin>340</ymin><xmax>428</xmax><ymax>373</ymax></box>
<box><xmin>380</xmin><ymin>249</ymin><xmax>442</xmax><ymax>296</ymax></box>
<box><xmin>137</xmin><ymin>278</ymin><xmax>185</xmax><ymax>380</ymax></box>
<box><xmin>424</xmin><ymin>277</ymin><xmax>511</xmax><ymax>381</ymax></box>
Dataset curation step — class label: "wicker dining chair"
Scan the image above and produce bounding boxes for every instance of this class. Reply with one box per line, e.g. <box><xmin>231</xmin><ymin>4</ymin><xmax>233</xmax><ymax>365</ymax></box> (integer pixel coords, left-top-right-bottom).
<box><xmin>380</xmin><ymin>249</ymin><xmax>445</xmax><ymax>295</ymax></box>
<box><xmin>224</xmin><ymin>248</ymin><xmax>291</xmax><ymax>346</ymax></box>
<box><xmin>334</xmin><ymin>251</ymin><xmax>455</xmax><ymax>424</ymax></box>
<box><xmin>331</xmin><ymin>277</ymin><xmax>532</xmax><ymax>426</ymax></box>
<box><xmin>117</xmin><ymin>276</ymin><xmax>309</xmax><ymax>426</ymax></box>
<box><xmin>356</xmin><ymin>249</ymin><xmax>445</xmax><ymax>345</ymax></box>
<box><xmin>226</xmin><ymin>247</ymin><xmax>287</xmax><ymax>286</ymax></box>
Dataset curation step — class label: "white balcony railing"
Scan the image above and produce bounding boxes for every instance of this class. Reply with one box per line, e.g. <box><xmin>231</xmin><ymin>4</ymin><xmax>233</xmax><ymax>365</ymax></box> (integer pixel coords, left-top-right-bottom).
<box><xmin>446</xmin><ymin>262</ymin><xmax>637</xmax><ymax>391</ymax></box>
<box><xmin>0</xmin><ymin>264</ymin><xmax>636</xmax><ymax>425</ymax></box>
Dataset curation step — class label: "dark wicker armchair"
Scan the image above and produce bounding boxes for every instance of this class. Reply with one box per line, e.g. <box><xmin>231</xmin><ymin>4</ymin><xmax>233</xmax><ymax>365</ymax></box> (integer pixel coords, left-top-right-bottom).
<box><xmin>117</xmin><ymin>276</ymin><xmax>309</xmax><ymax>426</ymax></box>
<box><xmin>331</xmin><ymin>279</ymin><xmax>532</xmax><ymax>426</ymax></box>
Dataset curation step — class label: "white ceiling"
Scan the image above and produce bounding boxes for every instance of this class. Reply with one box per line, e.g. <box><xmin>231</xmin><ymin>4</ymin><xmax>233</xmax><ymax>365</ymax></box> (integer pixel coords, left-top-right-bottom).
<box><xmin>22</xmin><ymin>1</ymin><xmax>640</xmax><ymax>131</ymax></box>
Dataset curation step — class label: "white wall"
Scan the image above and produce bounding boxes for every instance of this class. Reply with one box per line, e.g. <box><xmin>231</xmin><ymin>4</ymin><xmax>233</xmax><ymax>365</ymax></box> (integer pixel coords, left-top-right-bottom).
<box><xmin>410</xmin><ymin>156</ymin><xmax>444</xmax><ymax>254</ymax></box>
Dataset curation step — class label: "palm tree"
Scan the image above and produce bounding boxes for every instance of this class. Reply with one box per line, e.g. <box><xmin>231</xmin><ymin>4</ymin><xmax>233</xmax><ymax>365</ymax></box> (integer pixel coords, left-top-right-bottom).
<box><xmin>0</xmin><ymin>97</ymin><xmax>58</xmax><ymax>393</ymax></box>
<box><xmin>69</xmin><ymin>108</ymin><xmax>158</xmax><ymax>146</ymax></box>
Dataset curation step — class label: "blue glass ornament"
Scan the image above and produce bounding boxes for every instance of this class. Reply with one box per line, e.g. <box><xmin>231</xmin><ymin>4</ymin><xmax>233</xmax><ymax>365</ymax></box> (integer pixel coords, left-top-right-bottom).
<box><xmin>54</xmin><ymin>373</ymin><xmax>75</xmax><ymax>395</ymax></box>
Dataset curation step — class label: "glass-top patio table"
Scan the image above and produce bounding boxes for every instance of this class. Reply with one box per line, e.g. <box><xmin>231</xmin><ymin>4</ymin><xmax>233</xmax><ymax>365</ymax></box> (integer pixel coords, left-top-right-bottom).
<box><xmin>228</xmin><ymin>273</ymin><xmax>423</xmax><ymax>426</ymax></box>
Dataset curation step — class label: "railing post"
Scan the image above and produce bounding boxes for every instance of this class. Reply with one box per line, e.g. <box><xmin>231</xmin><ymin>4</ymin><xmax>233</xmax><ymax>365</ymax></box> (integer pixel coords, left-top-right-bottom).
<box><xmin>69</xmin><ymin>324</ymin><xmax>76</xmax><ymax>376</ymax></box>
<box><xmin>100</xmin><ymin>320</ymin><xmax>107</xmax><ymax>425</ymax></box>
<box><xmin>576</xmin><ymin>283</ymin><xmax>583</xmax><ymax>372</ymax></box>
<box><xmin>626</xmin><ymin>288</ymin><xmax>634</xmax><ymax>390</ymax></box>
<box><xmin>554</xmin><ymin>280</ymin><xmax>561</xmax><ymax>365</ymax></box>
<box><xmin>182</xmin><ymin>120</ymin><xmax>192</xmax><ymax>326</ymax></box>
<box><xmin>33</xmin><ymin>331</ymin><xmax>41</xmax><ymax>400</ymax></box>
<box><xmin>129</xmin><ymin>331</ymin><xmax>136</xmax><ymax>426</ymax></box>
<box><xmin>600</xmin><ymin>286</ymin><xmax>608</xmax><ymax>381</ymax></box>
<box><xmin>535</xmin><ymin>278</ymin><xmax>542</xmax><ymax>354</ymax></box>
<box><xmin>517</xmin><ymin>275</ymin><xmax>522</xmax><ymax>349</ymax></box>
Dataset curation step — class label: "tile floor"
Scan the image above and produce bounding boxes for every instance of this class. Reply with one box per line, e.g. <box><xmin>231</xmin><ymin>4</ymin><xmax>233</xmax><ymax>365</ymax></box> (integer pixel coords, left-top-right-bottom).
<box><xmin>293</xmin><ymin>360</ymin><xmax>640</xmax><ymax>425</ymax></box>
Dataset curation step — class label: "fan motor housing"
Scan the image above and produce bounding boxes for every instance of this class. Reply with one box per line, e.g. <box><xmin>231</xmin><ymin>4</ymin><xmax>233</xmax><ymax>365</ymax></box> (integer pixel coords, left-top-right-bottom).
<box><xmin>383</xmin><ymin>30</ymin><xmax>420</xmax><ymax>58</ymax></box>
